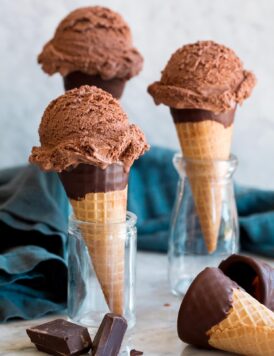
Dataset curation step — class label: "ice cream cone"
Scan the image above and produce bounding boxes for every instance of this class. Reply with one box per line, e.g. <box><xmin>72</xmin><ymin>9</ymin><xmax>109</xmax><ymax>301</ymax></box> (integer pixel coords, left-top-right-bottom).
<box><xmin>29</xmin><ymin>85</ymin><xmax>149</xmax><ymax>315</ymax></box>
<box><xmin>59</xmin><ymin>163</ymin><xmax>128</xmax><ymax>315</ymax></box>
<box><xmin>177</xmin><ymin>267</ymin><xmax>274</xmax><ymax>356</ymax></box>
<box><xmin>148</xmin><ymin>41</ymin><xmax>256</xmax><ymax>253</ymax></box>
<box><xmin>219</xmin><ymin>254</ymin><xmax>274</xmax><ymax>311</ymax></box>
<box><xmin>70</xmin><ymin>189</ymin><xmax>127</xmax><ymax>315</ymax></box>
<box><xmin>63</xmin><ymin>72</ymin><xmax>126</xmax><ymax>99</ymax></box>
<box><xmin>171</xmin><ymin>109</ymin><xmax>235</xmax><ymax>253</ymax></box>
<box><xmin>207</xmin><ymin>288</ymin><xmax>274</xmax><ymax>356</ymax></box>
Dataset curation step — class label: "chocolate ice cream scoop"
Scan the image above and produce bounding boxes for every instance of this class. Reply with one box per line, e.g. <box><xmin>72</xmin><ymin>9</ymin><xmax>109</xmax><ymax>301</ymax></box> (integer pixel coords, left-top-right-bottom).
<box><xmin>29</xmin><ymin>85</ymin><xmax>149</xmax><ymax>172</ymax></box>
<box><xmin>38</xmin><ymin>6</ymin><xmax>143</xmax><ymax>83</ymax></box>
<box><xmin>177</xmin><ymin>267</ymin><xmax>239</xmax><ymax>348</ymax></box>
<box><xmin>219</xmin><ymin>254</ymin><xmax>274</xmax><ymax>311</ymax></box>
<box><xmin>148</xmin><ymin>41</ymin><xmax>256</xmax><ymax>114</ymax></box>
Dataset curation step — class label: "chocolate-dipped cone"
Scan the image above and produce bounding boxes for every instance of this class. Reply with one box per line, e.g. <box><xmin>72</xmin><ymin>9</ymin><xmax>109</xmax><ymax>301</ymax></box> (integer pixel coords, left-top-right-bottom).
<box><xmin>171</xmin><ymin>108</ymin><xmax>236</xmax><ymax>253</ymax></box>
<box><xmin>60</xmin><ymin>163</ymin><xmax>128</xmax><ymax>315</ymax></box>
<box><xmin>29</xmin><ymin>85</ymin><xmax>149</xmax><ymax>315</ymax></box>
<box><xmin>219</xmin><ymin>254</ymin><xmax>274</xmax><ymax>311</ymax></box>
<box><xmin>148</xmin><ymin>41</ymin><xmax>256</xmax><ymax>253</ymax></box>
<box><xmin>178</xmin><ymin>267</ymin><xmax>274</xmax><ymax>356</ymax></box>
<box><xmin>63</xmin><ymin>72</ymin><xmax>126</xmax><ymax>99</ymax></box>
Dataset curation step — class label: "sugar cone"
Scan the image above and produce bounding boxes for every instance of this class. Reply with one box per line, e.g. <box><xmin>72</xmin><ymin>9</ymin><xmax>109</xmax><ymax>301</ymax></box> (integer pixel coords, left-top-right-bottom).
<box><xmin>175</xmin><ymin>119</ymin><xmax>233</xmax><ymax>253</ymax></box>
<box><xmin>219</xmin><ymin>254</ymin><xmax>274</xmax><ymax>311</ymax></box>
<box><xmin>207</xmin><ymin>288</ymin><xmax>274</xmax><ymax>356</ymax></box>
<box><xmin>70</xmin><ymin>188</ymin><xmax>127</xmax><ymax>315</ymax></box>
<box><xmin>59</xmin><ymin>163</ymin><xmax>128</xmax><ymax>315</ymax></box>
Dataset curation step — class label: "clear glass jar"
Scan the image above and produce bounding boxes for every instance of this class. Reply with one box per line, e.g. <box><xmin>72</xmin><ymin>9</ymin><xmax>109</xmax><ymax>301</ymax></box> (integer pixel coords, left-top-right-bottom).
<box><xmin>68</xmin><ymin>212</ymin><xmax>137</xmax><ymax>329</ymax></box>
<box><xmin>168</xmin><ymin>153</ymin><xmax>239</xmax><ymax>296</ymax></box>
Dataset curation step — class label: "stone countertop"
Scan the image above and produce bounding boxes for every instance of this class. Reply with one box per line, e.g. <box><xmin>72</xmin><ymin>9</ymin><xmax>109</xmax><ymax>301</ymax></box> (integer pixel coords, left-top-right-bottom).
<box><xmin>0</xmin><ymin>252</ymin><xmax>272</xmax><ymax>356</ymax></box>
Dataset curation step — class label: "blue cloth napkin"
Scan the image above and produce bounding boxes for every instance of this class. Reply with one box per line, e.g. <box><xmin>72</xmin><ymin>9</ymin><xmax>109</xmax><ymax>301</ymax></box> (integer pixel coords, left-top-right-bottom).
<box><xmin>0</xmin><ymin>147</ymin><xmax>274</xmax><ymax>322</ymax></box>
<box><xmin>0</xmin><ymin>166</ymin><xmax>68</xmax><ymax>322</ymax></box>
<box><xmin>129</xmin><ymin>147</ymin><xmax>274</xmax><ymax>257</ymax></box>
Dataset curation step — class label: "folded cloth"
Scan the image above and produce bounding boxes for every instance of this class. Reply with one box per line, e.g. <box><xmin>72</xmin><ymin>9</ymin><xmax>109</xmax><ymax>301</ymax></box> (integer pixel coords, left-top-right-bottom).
<box><xmin>128</xmin><ymin>146</ymin><xmax>274</xmax><ymax>257</ymax></box>
<box><xmin>128</xmin><ymin>146</ymin><xmax>177</xmax><ymax>252</ymax></box>
<box><xmin>0</xmin><ymin>148</ymin><xmax>274</xmax><ymax>322</ymax></box>
<box><xmin>235</xmin><ymin>185</ymin><xmax>274</xmax><ymax>258</ymax></box>
<box><xmin>0</xmin><ymin>165</ymin><xmax>68</xmax><ymax>322</ymax></box>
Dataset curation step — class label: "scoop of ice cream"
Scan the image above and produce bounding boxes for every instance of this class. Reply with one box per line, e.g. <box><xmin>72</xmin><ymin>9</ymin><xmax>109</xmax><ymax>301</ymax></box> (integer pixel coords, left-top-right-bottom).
<box><xmin>29</xmin><ymin>85</ymin><xmax>149</xmax><ymax>172</ymax></box>
<box><xmin>148</xmin><ymin>41</ymin><xmax>256</xmax><ymax>113</ymax></box>
<box><xmin>38</xmin><ymin>6</ymin><xmax>143</xmax><ymax>80</ymax></box>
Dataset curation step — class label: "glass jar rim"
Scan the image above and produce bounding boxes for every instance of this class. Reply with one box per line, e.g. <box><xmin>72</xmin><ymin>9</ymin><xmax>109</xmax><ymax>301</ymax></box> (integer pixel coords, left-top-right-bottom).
<box><xmin>174</xmin><ymin>152</ymin><xmax>238</xmax><ymax>166</ymax></box>
<box><xmin>69</xmin><ymin>211</ymin><xmax>137</xmax><ymax>228</ymax></box>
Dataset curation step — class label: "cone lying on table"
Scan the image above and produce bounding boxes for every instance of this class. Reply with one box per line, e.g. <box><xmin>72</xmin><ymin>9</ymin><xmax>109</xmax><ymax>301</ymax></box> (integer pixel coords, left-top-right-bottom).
<box><xmin>177</xmin><ymin>267</ymin><xmax>274</xmax><ymax>356</ymax></box>
<box><xmin>60</xmin><ymin>163</ymin><xmax>128</xmax><ymax>315</ymax></box>
<box><xmin>219</xmin><ymin>254</ymin><xmax>274</xmax><ymax>311</ymax></box>
<box><xmin>171</xmin><ymin>108</ymin><xmax>235</xmax><ymax>253</ymax></box>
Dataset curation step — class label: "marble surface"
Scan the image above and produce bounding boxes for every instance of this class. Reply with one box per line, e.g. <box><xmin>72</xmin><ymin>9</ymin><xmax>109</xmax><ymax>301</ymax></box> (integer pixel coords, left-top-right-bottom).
<box><xmin>3</xmin><ymin>252</ymin><xmax>271</xmax><ymax>355</ymax></box>
<box><xmin>1</xmin><ymin>0</ymin><xmax>274</xmax><ymax>189</ymax></box>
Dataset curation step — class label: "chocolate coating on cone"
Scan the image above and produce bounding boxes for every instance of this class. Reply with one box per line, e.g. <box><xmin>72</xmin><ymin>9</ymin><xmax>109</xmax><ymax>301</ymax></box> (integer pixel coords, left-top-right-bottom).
<box><xmin>170</xmin><ymin>107</ymin><xmax>236</xmax><ymax>128</ymax></box>
<box><xmin>63</xmin><ymin>72</ymin><xmax>126</xmax><ymax>99</ymax></box>
<box><xmin>177</xmin><ymin>268</ymin><xmax>239</xmax><ymax>348</ymax></box>
<box><xmin>219</xmin><ymin>254</ymin><xmax>274</xmax><ymax>311</ymax></box>
<box><xmin>59</xmin><ymin>163</ymin><xmax>128</xmax><ymax>199</ymax></box>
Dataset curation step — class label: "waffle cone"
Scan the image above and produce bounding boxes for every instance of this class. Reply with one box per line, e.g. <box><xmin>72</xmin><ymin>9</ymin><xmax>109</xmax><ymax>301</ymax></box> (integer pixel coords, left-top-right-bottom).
<box><xmin>207</xmin><ymin>288</ymin><xmax>274</xmax><ymax>356</ymax></box>
<box><xmin>175</xmin><ymin>120</ymin><xmax>233</xmax><ymax>252</ymax></box>
<box><xmin>70</xmin><ymin>187</ymin><xmax>128</xmax><ymax>315</ymax></box>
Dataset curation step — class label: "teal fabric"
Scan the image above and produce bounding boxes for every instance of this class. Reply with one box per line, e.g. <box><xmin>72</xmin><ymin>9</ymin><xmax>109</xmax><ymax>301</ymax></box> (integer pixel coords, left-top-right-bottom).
<box><xmin>0</xmin><ymin>166</ymin><xmax>68</xmax><ymax>322</ymax></box>
<box><xmin>0</xmin><ymin>148</ymin><xmax>274</xmax><ymax>322</ymax></box>
<box><xmin>128</xmin><ymin>147</ymin><xmax>274</xmax><ymax>257</ymax></box>
<box><xmin>128</xmin><ymin>147</ymin><xmax>177</xmax><ymax>251</ymax></box>
<box><xmin>235</xmin><ymin>185</ymin><xmax>274</xmax><ymax>258</ymax></box>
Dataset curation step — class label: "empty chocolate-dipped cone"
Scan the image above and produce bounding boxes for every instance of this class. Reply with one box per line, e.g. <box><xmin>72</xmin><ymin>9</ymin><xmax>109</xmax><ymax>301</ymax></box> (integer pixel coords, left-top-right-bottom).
<box><xmin>63</xmin><ymin>72</ymin><xmax>126</xmax><ymax>99</ymax></box>
<box><xmin>219</xmin><ymin>254</ymin><xmax>274</xmax><ymax>311</ymax></box>
<box><xmin>177</xmin><ymin>267</ymin><xmax>274</xmax><ymax>356</ymax></box>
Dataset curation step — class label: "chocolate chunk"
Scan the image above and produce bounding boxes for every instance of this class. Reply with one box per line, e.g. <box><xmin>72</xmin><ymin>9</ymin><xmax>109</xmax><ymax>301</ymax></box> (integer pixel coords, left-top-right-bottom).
<box><xmin>92</xmin><ymin>313</ymin><xmax>127</xmax><ymax>356</ymax></box>
<box><xmin>26</xmin><ymin>319</ymin><xmax>92</xmax><ymax>356</ymax></box>
<box><xmin>130</xmin><ymin>349</ymin><xmax>143</xmax><ymax>355</ymax></box>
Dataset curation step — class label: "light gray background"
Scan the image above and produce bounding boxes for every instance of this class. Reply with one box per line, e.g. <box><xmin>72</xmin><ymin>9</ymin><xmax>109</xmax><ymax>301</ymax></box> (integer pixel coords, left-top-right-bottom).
<box><xmin>1</xmin><ymin>0</ymin><xmax>273</xmax><ymax>188</ymax></box>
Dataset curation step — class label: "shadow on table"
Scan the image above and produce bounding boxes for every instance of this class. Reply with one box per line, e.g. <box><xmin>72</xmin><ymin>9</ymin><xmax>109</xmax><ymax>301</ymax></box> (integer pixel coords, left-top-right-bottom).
<box><xmin>181</xmin><ymin>345</ymin><xmax>234</xmax><ymax>356</ymax></box>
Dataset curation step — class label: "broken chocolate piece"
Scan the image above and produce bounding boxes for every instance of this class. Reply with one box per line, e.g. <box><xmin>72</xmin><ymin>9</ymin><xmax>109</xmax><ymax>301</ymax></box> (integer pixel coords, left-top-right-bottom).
<box><xmin>92</xmin><ymin>313</ymin><xmax>127</xmax><ymax>356</ymax></box>
<box><xmin>26</xmin><ymin>319</ymin><xmax>92</xmax><ymax>356</ymax></box>
<box><xmin>130</xmin><ymin>349</ymin><xmax>144</xmax><ymax>355</ymax></box>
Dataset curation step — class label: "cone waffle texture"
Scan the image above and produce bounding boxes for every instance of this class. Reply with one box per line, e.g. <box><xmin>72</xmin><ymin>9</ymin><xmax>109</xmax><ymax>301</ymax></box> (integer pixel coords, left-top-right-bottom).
<box><xmin>208</xmin><ymin>288</ymin><xmax>274</xmax><ymax>356</ymax></box>
<box><xmin>71</xmin><ymin>187</ymin><xmax>128</xmax><ymax>315</ymax></box>
<box><xmin>176</xmin><ymin>120</ymin><xmax>233</xmax><ymax>253</ymax></box>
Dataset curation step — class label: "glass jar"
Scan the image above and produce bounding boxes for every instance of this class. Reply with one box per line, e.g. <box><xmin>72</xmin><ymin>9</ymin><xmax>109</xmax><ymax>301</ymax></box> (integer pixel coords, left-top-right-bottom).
<box><xmin>168</xmin><ymin>153</ymin><xmax>239</xmax><ymax>296</ymax></box>
<box><xmin>68</xmin><ymin>212</ymin><xmax>137</xmax><ymax>329</ymax></box>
